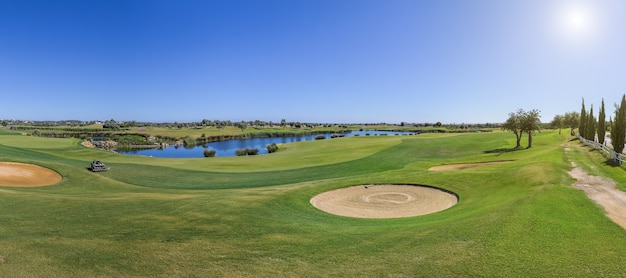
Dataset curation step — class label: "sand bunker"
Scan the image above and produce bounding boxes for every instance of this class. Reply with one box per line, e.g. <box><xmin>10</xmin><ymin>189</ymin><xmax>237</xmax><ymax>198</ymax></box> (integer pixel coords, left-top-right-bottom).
<box><xmin>0</xmin><ymin>162</ymin><xmax>62</xmax><ymax>187</ymax></box>
<box><xmin>428</xmin><ymin>161</ymin><xmax>511</xmax><ymax>171</ymax></box>
<box><xmin>310</xmin><ymin>184</ymin><xmax>458</xmax><ymax>218</ymax></box>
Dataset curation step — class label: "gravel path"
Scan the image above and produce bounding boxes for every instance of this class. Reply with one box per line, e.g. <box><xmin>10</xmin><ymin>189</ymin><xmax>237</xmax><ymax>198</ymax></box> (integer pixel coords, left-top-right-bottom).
<box><xmin>568</xmin><ymin>162</ymin><xmax>626</xmax><ymax>229</ymax></box>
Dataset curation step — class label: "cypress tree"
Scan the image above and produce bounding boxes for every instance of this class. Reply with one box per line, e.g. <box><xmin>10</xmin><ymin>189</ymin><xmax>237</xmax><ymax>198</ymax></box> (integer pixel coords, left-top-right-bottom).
<box><xmin>580</xmin><ymin>99</ymin><xmax>587</xmax><ymax>137</ymax></box>
<box><xmin>586</xmin><ymin>105</ymin><xmax>596</xmax><ymax>141</ymax></box>
<box><xmin>598</xmin><ymin>99</ymin><xmax>606</xmax><ymax>144</ymax></box>
<box><xmin>611</xmin><ymin>95</ymin><xmax>626</xmax><ymax>163</ymax></box>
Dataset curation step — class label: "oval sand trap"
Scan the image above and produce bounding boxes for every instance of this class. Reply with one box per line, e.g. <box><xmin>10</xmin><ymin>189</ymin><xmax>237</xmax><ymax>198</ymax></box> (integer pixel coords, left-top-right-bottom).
<box><xmin>310</xmin><ymin>184</ymin><xmax>458</xmax><ymax>218</ymax></box>
<box><xmin>0</xmin><ymin>162</ymin><xmax>62</xmax><ymax>187</ymax></box>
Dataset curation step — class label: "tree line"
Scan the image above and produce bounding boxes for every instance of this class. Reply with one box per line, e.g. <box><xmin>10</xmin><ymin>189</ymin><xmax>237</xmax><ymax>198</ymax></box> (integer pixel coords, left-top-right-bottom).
<box><xmin>547</xmin><ymin>96</ymin><xmax>626</xmax><ymax>164</ymax></box>
<box><xmin>576</xmin><ymin>97</ymin><xmax>618</xmax><ymax>153</ymax></box>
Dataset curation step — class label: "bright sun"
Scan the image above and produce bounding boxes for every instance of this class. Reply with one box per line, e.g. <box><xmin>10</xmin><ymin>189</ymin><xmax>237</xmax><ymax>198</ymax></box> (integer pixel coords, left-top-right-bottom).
<box><xmin>559</xmin><ymin>4</ymin><xmax>593</xmax><ymax>39</ymax></box>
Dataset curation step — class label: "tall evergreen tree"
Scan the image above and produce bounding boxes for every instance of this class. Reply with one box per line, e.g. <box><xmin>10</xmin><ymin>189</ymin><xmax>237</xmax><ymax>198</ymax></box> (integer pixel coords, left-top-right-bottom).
<box><xmin>598</xmin><ymin>99</ymin><xmax>606</xmax><ymax>144</ymax></box>
<box><xmin>580</xmin><ymin>98</ymin><xmax>587</xmax><ymax>137</ymax></box>
<box><xmin>611</xmin><ymin>95</ymin><xmax>626</xmax><ymax>163</ymax></box>
<box><xmin>586</xmin><ymin>105</ymin><xmax>596</xmax><ymax>141</ymax></box>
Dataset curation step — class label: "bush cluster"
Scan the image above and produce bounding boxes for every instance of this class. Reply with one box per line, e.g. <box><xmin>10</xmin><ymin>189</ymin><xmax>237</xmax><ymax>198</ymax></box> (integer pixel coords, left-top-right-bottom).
<box><xmin>203</xmin><ymin>149</ymin><xmax>216</xmax><ymax>157</ymax></box>
<box><xmin>236</xmin><ymin>148</ymin><xmax>259</xmax><ymax>156</ymax></box>
<box><xmin>182</xmin><ymin>136</ymin><xmax>197</xmax><ymax>147</ymax></box>
<box><xmin>266</xmin><ymin>143</ymin><xmax>278</xmax><ymax>153</ymax></box>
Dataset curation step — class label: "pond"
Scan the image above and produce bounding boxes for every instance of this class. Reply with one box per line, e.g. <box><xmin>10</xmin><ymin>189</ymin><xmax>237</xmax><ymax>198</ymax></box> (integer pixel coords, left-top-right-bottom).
<box><xmin>117</xmin><ymin>130</ymin><xmax>415</xmax><ymax>158</ymax></box>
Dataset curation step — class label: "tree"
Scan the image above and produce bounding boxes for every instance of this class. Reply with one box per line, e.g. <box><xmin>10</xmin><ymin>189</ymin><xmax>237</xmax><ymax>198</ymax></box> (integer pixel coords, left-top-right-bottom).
<box><xmin>580</xmin><ymin>99</ymin><xmax>587</xmax><ymax>137</ymax></box>
<box><xmin>520</xmin><ymin>109</ymin><xmax>541</xmax><ymax>148</ymax></box>
<box><xmin>598</xmin><ymin>99</ymin><xmax>606</xmax><ymax>144</ymax></box>
<box><xmin>502</xmin><ymin>109</ymin><xmax>524</xmax><ymax>148</ymax></box>
<box><xmin>237</xmin><ymin>121</ymin><xmax>247</xmax><ymax>133</ymax></box>
<box><xmin>586</xmin><ymin>105</ymin><xmax>596</xmax><ymax>141</ymax></box>
<box><xmin>611</xmin><ymin>95</ymin><xmax>626</xmax><ymax>164</ymax></box>
<box><xmin>550</xmin><ymin>114</ymin><xmax>563</xmax><ymax>134</ymax></box>
<box><xmin>103</xmin><ymin>119</ymin><xmax>120</xmax><ymax>130</ymax></box>
<box><xmin>563</xmin><ymin>111</ymin><xmax>580</xmax><ymax>136</ymax></box>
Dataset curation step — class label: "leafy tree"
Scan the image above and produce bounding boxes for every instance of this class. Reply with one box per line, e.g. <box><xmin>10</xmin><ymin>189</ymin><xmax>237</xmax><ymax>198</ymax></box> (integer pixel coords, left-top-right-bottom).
<box><xmin>502</xmin><ymin>109</ymin><xmax>524</xmax><ymax>148</ymax></box>
<box><xmin>611</xmin><ymin>95</ymin><xmax>626</xmax><ymax>163</ymax></box>
<box><xmin>237</xmin><ymin>121</ymin><xmax>247</xmax><ymax>132</ymax></box>
<box><xmin>550</xmin><ymin>114</ymin><xmax>563</xmax><ymax>134</ymax></box>
<box><xmin>521</xmin><ymin>109</ymin><xmax>541</xmax><ymax>148</ymax></box>
<box><xmin>123</xmin><ymin>120</ymin><xmax>137</xmax><ymax>127</ymax></box>
<box><xmin>103</xmin><ymin>119</ymin><xmax>120</xmax><ymax>130</ymax></box>
<box><xmin>563</xmin><ymin>111</ymin><xmax>580</xmax><ymax>136</ymax></box>
<box><xmin>598</xmin><ymin>99</ymin><xmax>606</xmax><ymax>144</ymax></box>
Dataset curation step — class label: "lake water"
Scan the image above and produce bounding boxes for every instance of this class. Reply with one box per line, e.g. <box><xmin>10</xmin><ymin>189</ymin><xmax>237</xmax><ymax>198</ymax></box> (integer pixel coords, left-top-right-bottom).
<box><xmin>118</xmin><ymin>130</ymin><xmax>415</xmax><ymax>158</ymax></box>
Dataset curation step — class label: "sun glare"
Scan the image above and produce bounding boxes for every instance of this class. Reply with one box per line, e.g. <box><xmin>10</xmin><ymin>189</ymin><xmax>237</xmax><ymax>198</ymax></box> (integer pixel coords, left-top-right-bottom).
<box><xmin>558</xmin><ymin>4</ymin><xmax>594</xmax><ymax>39</ymax></box>
<box><xmin>565</xmin><ymin>9</ymin><xmax>588</xmax><ymax>31</ymax></box>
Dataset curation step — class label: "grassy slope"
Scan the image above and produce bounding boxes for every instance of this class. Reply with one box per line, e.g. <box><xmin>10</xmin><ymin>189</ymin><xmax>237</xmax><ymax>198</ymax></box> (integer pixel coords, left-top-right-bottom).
<box><xmin>1</xmin><ymin>129</ymin><xmax>626</xmax><ymax>276</ymax></box>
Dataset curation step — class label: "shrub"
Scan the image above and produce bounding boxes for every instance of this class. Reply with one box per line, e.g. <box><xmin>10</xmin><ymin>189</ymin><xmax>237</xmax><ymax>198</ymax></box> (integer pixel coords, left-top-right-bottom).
<box><xmin>182</xmin><ymin>136</ymin><xmax>197</xmax><ymax>147</ymax></box>
<box><xmin>203</xmin><ymin>149</ymin><xmax>216</xmax><ymax>157</ymax></box>
<box><xmin>266</xmin><ymin>143</ymin><xmax>279</xmax><ymax>153</ymax></box>
<box><xmin>315</xmin><ymin>135</ymin><xmax>326</xmax><ymax>140</ymax></box>
<box><xmin>236</xmin><ymin>148</ymin><xmax>259</xmax><ymax>156</ymax></box>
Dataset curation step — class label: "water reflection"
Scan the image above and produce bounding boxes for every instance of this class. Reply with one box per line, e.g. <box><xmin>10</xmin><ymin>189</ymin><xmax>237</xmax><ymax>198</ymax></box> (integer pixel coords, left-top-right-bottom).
<box><xmin>118</xmin><ymin>130</ymin><xmax>414</xmax><ymax>158</ymax></box>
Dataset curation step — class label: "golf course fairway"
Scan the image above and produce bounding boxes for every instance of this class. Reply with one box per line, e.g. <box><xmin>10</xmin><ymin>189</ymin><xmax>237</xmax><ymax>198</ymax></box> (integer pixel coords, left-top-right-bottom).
<box><xmin>1</xmin><ymin>129</ymin><xmax>626</xmax><ymax>277</ymax></box>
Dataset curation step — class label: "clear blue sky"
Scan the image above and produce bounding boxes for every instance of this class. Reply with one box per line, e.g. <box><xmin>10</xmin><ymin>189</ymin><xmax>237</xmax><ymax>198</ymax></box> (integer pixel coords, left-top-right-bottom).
<box><xmin>2</xmin><ymin>0</ymin><xmax>626</xmax><ymax>124</ymax></box>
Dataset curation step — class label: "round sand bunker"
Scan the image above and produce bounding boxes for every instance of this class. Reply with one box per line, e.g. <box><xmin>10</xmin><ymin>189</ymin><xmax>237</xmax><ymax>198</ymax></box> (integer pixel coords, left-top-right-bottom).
<box><xmin>0</xmin><ymin>162</ymin><xmax>62</xmax><ymax>187</ymax></box>
<box><xmin>310</xmin><ymin>184</ymin><xmax>458</xmax><ymax>219</ymax></box>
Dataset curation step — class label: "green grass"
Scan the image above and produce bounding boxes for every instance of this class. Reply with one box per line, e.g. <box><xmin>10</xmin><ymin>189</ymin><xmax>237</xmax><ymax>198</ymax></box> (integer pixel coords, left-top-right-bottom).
<box><xmin>2</xmin><ymin>129</ymin><xmax>626</xmax><ymax>276</ymax></box>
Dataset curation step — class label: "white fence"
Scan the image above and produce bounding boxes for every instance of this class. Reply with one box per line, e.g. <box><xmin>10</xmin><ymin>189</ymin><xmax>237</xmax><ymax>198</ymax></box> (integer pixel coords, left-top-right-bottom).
<box><xmin>577</xmin><ymin>135</ymin><xmax>626</xmax><ymax>164</ymax></box>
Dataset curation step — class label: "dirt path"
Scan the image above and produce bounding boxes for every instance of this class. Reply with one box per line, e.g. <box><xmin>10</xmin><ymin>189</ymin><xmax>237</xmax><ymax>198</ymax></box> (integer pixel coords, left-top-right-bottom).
<box><xmin>568</xmin><ymin>162</ymin><xmax>626</xmax><ymax>229</ymax></box>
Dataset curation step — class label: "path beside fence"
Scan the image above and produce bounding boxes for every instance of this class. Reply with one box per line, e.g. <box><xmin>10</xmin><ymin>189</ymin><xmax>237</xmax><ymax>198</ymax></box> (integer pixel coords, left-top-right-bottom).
<box><xmin>577</xmin><ymin>134</ymin><xmax>626</xmax><ymax>164</ymax></box>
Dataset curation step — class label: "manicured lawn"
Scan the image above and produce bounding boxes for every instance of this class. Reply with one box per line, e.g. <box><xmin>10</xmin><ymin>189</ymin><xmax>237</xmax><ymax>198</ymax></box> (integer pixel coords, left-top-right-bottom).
<box><xmin>1</xmin><ymin>128</ymin><xmax>626</xmax><ymax>276</ymax></box>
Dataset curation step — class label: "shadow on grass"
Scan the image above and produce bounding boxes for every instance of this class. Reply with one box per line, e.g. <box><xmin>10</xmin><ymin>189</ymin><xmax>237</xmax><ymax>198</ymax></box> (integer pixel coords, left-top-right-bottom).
<box><xmin>602</xmin><ymin>159</ymin><xmax>623</xmax><ymax>168</ymax></box>
<box><xmin>484</xmin><ymin>147</ymin><xmax>523</xmax><ymax>154</ymax></box>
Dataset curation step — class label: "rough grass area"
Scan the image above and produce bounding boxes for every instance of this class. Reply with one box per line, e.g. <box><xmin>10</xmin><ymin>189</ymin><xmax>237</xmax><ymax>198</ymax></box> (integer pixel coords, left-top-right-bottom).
<box><xmin>1</xmin><ymin>128</ymin><xmax>626</xmax><ymax>276</ymax></box>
